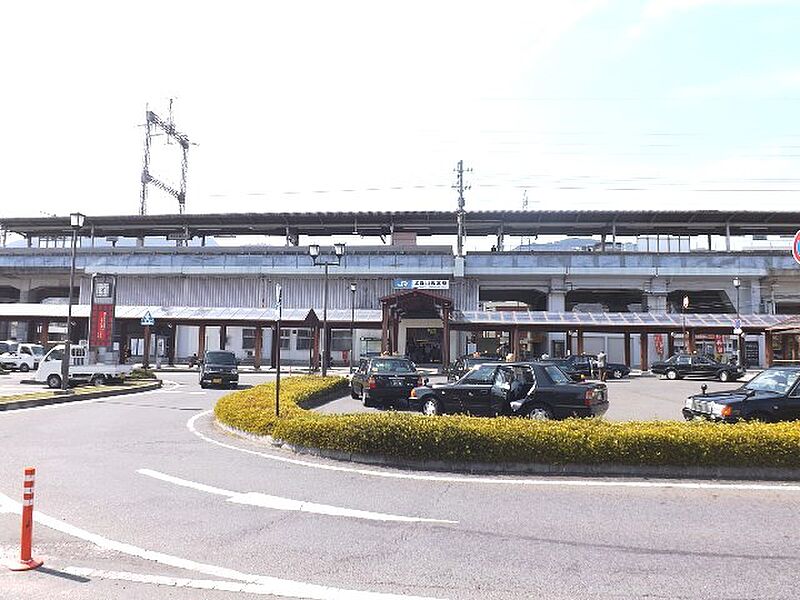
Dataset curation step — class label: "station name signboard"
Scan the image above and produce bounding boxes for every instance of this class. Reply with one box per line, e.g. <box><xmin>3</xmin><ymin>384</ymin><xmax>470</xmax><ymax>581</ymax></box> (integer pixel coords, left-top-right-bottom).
<box><xmin>89</xmin><ymin>274</ymin><xmax>116</xmax><ymax>351</ymax></box>
<box><xmin>392</xmin><ymin>279</ymin><xmax>450</xmax><ymax>290</ymax></box>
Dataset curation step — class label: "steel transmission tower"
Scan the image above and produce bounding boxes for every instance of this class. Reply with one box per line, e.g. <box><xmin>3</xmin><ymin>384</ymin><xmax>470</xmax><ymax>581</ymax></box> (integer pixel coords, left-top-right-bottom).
<box><xmin>140</xmin><ymin>103</ymin><xmax>191</xmax><ymax>216</ymax></box>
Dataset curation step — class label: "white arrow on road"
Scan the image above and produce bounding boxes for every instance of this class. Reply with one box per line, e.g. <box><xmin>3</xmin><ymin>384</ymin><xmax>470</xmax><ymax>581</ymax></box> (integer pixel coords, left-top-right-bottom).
<box><xmin>137</xmin><ymin>468</ymin><xmax>457</xmax><ymax>524</ymax></box>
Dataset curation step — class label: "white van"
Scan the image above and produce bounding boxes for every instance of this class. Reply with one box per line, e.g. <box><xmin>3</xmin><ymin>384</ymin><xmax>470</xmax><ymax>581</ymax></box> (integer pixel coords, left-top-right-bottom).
<box><xmin>0</xmin><ymin>341</ymin><xmax>44</xmax><ymax>373</ymax></box>
<box><xmin>35</xmin><ymin>344</ymin><xmax>133</xmax><ymax>388</ymax></box>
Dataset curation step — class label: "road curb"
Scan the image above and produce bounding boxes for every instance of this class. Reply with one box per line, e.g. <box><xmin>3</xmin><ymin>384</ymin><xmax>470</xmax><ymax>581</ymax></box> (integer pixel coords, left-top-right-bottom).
<box><xmin>213</xmin><ymin>418</ymin><xmax>800</xmax><ymax>482</ymax></box>
<box><xmin>0</xmin><ymin>380</ymin><xmax>163</xmax><ymax>412</ymax></box>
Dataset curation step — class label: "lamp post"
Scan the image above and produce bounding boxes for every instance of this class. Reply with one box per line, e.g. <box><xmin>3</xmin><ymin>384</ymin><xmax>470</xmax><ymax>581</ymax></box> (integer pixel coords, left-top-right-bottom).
<box><xmin>61</xmin><ymin>212</ymin><xmax>85</xmax><ymax>392</ymax></box>
<box><xmin>733</xmin><ymin>276</ymin><xmax>741</xmax><ymax>365</ymax></box>
<box><xmin>682</xmin><ymin>295</ymin><xmax>689</xmax><ymax>353</ymax></box>
<box><xmin>309</xmin><ymin>243</ymin><xmax>345</xmax><ymax>377</ymax></box>
<box><xmin>349</xmin><ymin>281</ymin><xmax>357</xmax><ymax>372</ymax></box>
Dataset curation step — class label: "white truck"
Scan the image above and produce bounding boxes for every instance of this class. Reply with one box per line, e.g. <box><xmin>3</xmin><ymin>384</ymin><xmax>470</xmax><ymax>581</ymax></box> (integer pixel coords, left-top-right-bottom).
<box><xmin>0</xmin><ymin>341</ymin><xmax>45</xmax><ymax>373</ymax></box>
<box><xmin>35</xmin><ymin>343</ymin><xmax>133</xmax><ymax>389</ymax></box>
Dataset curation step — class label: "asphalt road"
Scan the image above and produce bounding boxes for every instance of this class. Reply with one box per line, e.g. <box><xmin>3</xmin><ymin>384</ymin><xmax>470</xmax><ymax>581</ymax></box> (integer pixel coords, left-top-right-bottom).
<box><xmin>317</xmin><ymin>372</ymin><xmax>758</xmax><ymax>421</ymax></box>
<box><xmin>2</xmin><ymin>371</ymin><xmax>799</xmax><ymax>600</ymax></box>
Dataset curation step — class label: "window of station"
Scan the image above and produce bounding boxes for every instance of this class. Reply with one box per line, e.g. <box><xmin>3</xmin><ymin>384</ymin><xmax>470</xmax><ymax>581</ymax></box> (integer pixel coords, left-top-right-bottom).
<box><xmin>297</xmin><ymin>328</ymin><xmax>312</xmax><ymax>350</ymax></box>
<box><xmin>331</xmin><ymin>330</ymin><xmax>352</xmax><ymax>351</ymax></box>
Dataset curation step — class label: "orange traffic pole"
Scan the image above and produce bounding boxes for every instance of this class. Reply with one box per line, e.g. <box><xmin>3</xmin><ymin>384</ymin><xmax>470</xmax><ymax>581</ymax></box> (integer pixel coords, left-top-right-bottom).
<box><xmin>5</xmin><ymin>467</ymin><xmax>43</xmax><ymax>571</ymax></box>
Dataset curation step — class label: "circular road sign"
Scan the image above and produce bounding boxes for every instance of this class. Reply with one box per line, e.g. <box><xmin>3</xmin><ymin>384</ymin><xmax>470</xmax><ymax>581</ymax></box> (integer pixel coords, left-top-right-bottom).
<box><xmin>793</xmin><ymin>230</ymin><xmax>800</xmax><ymax>265</ymax></box>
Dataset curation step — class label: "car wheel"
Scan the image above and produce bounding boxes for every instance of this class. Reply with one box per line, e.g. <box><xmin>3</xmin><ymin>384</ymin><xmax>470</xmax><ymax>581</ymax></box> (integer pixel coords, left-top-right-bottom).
<box><xmin>666</xmin><ymin>369</ymin><xmax>678</xmax><ymax>380</ymax></box>
<box><xmin>612</xmin><ymin>368</ymin><xmax>623</xmax><ymax>379</ymax></box>
<box><xmin>200</xmin><ymin>381</ymin><xmax>208</xmax><ymax>389</ymax></box>
<box><xmin>718</xmin><ymin>371</ymin><xmax>729</xmax><ymax>382</ymax></box>
<box><xmin>350</xmin><ymin>385</ymin><xmax>359</xmax><ymax>399</ymax></box>
<box><xmin>527</xmin><ymin>405</ymin><xmax>554</xmax><ymax>420</ymax></box>
<box><xmin>421</xmin><ymin>397</ymin><xmax>440</xmax><ymax>416</ymax></box>
<box><xmin>90</xmin><ymin>374</ymin><xmax>105</xmax><ymax>386</ymax></box>
<box><xmin>19</xmin><ymin>363</ymin><xmax>30</xmax><ymax>373</ymax></box>
<box><xmin>46</xmin><ymin>374</ymin><xmax>62</xmax><ymax>389</ymax></box>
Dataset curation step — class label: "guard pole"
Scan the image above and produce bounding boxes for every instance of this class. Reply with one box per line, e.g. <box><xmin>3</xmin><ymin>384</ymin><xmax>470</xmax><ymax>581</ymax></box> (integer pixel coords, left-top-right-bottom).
<box><xmin>5</xmin><ymin>467</ymin><xmax>43</xmax><ymax>571</ymax></box>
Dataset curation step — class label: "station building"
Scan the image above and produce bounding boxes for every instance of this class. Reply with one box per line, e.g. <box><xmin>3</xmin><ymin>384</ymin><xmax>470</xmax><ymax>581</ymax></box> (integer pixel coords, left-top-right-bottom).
<box><xmin>0</xmin><ymin>209</ymin><xmax>797</xmax><ymax>370</ymax></box>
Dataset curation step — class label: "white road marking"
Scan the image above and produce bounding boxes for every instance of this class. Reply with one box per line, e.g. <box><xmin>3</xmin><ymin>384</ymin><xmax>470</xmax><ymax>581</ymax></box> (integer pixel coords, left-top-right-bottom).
<box><xmin>137</xmin><ymin>468</ymin><xmax>456</xmax><ymax>524</ymax></box>
<box><xmin>188</xmin><ymin>411</ymin><xmax>800</xmax><ymax>493</ymax></box>
<box><xmin>0</xmin><ymin>493</ymin><xmax>445</xmax><ymax>600</ymax></box>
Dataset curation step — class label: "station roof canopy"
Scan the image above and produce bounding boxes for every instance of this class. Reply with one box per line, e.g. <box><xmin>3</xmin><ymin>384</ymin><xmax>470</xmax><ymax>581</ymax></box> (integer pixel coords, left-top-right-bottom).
<box><xmin>3</xmin><ymin>209</ymin><xmax>800</xmax><ymax>239</ymax></box>
<box><xmin>451</xmin><ymin>311</ymin><xmax>785</xmax><ymax>333</ymax></box>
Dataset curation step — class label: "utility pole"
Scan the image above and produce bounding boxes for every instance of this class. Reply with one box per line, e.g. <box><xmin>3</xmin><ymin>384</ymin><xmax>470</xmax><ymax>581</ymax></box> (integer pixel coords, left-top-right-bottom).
<box><xmin>453</xmin><ymin>160</ymin><xmax>470</xmax><ymax>257</ymax></box>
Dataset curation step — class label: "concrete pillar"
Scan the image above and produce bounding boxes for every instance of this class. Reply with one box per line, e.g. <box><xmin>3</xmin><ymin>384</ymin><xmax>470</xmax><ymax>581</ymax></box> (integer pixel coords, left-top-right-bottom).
<box><xmin>749</xmin><ymin>280</ymin><xmax>762</xmax><ymax>314</ymax></box>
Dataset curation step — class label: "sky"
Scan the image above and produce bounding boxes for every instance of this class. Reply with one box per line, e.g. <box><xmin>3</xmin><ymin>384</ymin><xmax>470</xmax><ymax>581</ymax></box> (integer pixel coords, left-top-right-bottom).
<box><xmin>2</xmin><ymin>0</ymin><xmax>800</xmax><ymax>230</ymax></box>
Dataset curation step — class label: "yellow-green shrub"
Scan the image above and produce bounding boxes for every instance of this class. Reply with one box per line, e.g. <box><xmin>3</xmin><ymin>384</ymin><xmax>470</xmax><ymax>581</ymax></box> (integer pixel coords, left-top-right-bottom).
<box><xmin>213</xmin><ymin>376</ymin><xmax>346</xmax><ymax>436</ymax></box>
<box><xmin>215</xmin><ymin>376</ymin><xmax>800</xmax><ymax>468</ymax></box>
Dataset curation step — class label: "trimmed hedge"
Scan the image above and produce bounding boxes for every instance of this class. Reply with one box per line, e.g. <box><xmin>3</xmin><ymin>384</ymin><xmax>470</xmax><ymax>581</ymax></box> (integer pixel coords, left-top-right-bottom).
<box><xmin>213</xmin><ymin>376</ymin><xmax>347</xmax><ymax>436</ymax></box>
<box><xmin>215</xmin><ymin>376</ymin><xmax>800</xmax><ymax>469</ymax></box>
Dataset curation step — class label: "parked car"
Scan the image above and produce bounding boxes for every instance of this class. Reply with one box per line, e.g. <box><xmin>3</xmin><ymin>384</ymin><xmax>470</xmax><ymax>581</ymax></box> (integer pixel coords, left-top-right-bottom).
<box><xmin>350</xmin><ymin>356</ymin><xmax>423</xmax><ymax>408</ymax></box>
<box><xmin>35</xmin><ymin>344</ymin><xmax>133</xmax><ymax>388</ymax></box>
<box><xmin>683</xmin><ymin>366</ymin><xmax>800</xmax><ymax>422</ymax></box>
<box><xmin>446</xmin><ymin>354</ymin><xmax>504</xmax><ymax>381</ymax></box>
<box><xmin>409</xmin><ymin>361</ymin><xmax>608</xmax><ymax>419</ymax></box>
<box><xmin>0</xmin><ymin>342</ymin><xmax>44</xmax><ymax>372</ymax></box>
<box><xmin>651</xmin><ymin>353</ymin><xmax>744</xmax><ymax>382</ymax></box>
<box><xmin>199</xmin><ymin>350</ymin><xmax>239</xmax><ymax>388</ymax></box>
<box><xmin>550</xmin><ymin>354</ymin><xmax>631</xmax><ymax>380</ymax></box>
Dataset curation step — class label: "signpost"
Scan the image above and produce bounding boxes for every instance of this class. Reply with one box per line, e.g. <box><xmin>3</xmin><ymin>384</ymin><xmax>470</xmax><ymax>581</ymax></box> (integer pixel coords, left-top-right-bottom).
<box><xmin>275</xmin><ymin>284</ymin><xmax>282</xmax><ymax>418</ymax></box>
<box><xmin>140</xmin><ymin>311</ymin><xmax>155</xmax><ymax>327</ymax></box>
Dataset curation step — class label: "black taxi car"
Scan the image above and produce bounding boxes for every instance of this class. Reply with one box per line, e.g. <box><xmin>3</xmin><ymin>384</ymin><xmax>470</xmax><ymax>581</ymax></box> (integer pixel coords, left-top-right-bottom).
<box><xmin>683</xmin><ymin>366</ymin><xmax>800</xmax><ymax>422</ymax></box>
<box><xmin>199</xmin><ymin>350</ymin><xmax>239</xmax><ymax>388</ymax></box>
<box><xmin>350</xmin><ymin>356</ymin><xmax>423</xmax><ymax>408</ymax></box>
<box><xmin>651</xmin><ymin>353</ymin><xmax>745</xmax><ymax>382</ymax></box>
<box><xmin>552</xmin><ymin>354</ymin><xmax>631</xmax><ymax>380</ymax></box>
<box><xmin>409</xmin><ymin>361</ymin><xmax>608</xmax><ymax>419</ymax></box>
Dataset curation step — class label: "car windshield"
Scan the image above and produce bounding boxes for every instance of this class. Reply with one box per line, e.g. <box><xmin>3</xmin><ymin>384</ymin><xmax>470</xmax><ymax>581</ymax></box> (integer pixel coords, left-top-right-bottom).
<box><xmin>206</xmin><ymin>352</ymin><xmax>236</xmax><ymax>365</ymax></box>
<box><xmin>544</xmin><ymin>365</ymin><xmax>572</xmax><ymax>384</ymax></box>
<box><xmin>370</xmin><ymin>359</ymin><xmax>414</xmax><ymax>372</ymax></box>
<box><xmin>743</xmin><ymin>369</ymin><xmax>800</xmax><ymax>394</ymax></box>
<box><xmin>460</xmin><ymin>364</ymin><xmax>497</xmax><ymax>384</ymax></box>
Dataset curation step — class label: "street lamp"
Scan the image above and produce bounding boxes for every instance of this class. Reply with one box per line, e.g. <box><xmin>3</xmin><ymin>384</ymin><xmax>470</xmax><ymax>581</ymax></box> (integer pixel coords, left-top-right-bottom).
<box><xmin>61</xmin><ymin>212</ymin><xmax>85</xmax><ymax>392</ymax></box>
<box><xmin>682</xmin><ymin>295</ymin><xmax>689</xmax><ymax>353</ymax></box>
<box><xmin>309</xmin><ymin>243</ymin><xmax>346</xmax><ymax>376</ymax></box>
<box><xmin>733</xmin><ymin>276</ymin><xmax>742</xmax><ymax>365</ymax></box>
<box><xmin>349</xmin><ymin>282</ymin><xmax>357</xmax><ymax>372</ymax></box>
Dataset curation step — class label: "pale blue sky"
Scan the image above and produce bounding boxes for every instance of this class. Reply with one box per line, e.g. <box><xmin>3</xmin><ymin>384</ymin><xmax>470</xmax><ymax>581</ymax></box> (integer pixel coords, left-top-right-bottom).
<box><xmin>1</xmin><ymin>0</ymin><xmax>798</xmax><ymax>221</ymax></box>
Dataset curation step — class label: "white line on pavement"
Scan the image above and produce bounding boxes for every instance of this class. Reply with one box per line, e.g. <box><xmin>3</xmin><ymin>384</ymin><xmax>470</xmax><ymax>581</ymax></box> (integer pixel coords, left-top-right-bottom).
<box><xmin>137</xmin><ymin>468</ymin><xmax>457</xmax><ymax>524</ymax></box>
<box><xmin>188</xmin><ymin>411</ymin><xmax>800</xmax><ymax>493</ymax></box>
<box><xmin>0</xmin><ymin>493</ymin><xmax>445</xmax><ymax>600</ymax></box>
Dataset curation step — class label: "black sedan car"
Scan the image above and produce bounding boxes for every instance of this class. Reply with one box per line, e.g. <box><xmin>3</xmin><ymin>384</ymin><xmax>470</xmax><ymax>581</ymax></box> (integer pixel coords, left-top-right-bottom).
<box><xmin>409</xmin><ymin>362</ymin><xmax>608</xmax><ymax>419</ymax></box>
<box><xmin>199</xmin><ymin>350</ymin><xmax>239</xmax><ymax>388</ymax></box>
<box><xmin>552</xmin><ymin>354</ymin><xmax>631</xmax><ymax>380</ymax></box>
<box><xmin>651</xmin><ymin>353</ymin><xmax>745</xmax><ymax>382</ymax></box>
<box><xmin>683</xmin><ymin>366</ymin><xmax>800</xmax><ymax>422</ymax></box>
<box><xmin>350</xmin><ymin>357</ymin><xmax>423</xmax><ymax>408</ymax></box>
